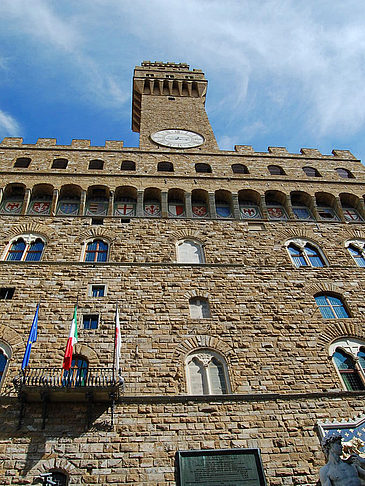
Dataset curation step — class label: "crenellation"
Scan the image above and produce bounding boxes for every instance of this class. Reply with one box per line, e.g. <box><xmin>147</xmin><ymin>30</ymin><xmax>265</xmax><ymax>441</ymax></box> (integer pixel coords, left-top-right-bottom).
<box><xmin>36</xmin><ymin>138</ymin><xmax>57</xmax><ymax>146</ymax></box>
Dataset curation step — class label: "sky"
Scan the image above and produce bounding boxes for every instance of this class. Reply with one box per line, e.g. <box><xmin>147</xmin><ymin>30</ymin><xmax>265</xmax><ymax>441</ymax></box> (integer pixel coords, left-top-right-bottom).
<box><xmin>0</xmin><ymin>0</ymin><xmax>365</xmax><ymax>162</ymax></box>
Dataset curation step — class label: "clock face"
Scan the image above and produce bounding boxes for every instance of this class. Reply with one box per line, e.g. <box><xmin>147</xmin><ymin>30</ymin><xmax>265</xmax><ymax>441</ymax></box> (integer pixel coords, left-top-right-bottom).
<box><xmin>151</xmin><ymin>129</ymin><xmax>205</xmax><ymax>148</ymax></box>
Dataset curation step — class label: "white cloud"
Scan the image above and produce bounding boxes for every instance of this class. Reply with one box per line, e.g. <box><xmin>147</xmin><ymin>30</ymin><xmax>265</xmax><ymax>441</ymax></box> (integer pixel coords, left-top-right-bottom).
<box><xmin>0</xmin><ymin>110</ymin><xmax>20</xmax><ymax>138</ymax></box>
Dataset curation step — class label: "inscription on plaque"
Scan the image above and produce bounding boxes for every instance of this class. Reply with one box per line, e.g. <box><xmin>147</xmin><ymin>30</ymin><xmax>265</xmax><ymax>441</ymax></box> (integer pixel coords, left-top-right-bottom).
<box><xmin>176</xmin><ymin>448</ymin><xmax>266</xmax><ymax>486</ymax></box>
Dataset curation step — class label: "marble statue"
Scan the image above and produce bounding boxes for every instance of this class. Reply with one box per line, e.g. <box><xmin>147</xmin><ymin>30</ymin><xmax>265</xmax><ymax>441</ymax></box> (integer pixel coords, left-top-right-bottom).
<box><xmin>320</xmin><ymin>435</ymin><xmax>365</xmax><ymax>486</ymax></box>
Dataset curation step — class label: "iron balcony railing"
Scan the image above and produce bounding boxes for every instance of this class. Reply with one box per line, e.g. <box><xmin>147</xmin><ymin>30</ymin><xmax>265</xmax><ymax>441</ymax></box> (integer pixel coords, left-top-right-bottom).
<box><xmin>16</xmin><ymin>367</ymin><xmax>123</xmax><ymax>389</ymax></box>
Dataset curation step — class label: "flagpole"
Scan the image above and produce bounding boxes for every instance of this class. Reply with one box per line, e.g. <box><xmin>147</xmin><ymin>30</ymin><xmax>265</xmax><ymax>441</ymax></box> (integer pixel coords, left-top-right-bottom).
<box><xmin>113</xmin><ymin>301</ymin><xmax>118</xmax><ymax>383</ymax></box>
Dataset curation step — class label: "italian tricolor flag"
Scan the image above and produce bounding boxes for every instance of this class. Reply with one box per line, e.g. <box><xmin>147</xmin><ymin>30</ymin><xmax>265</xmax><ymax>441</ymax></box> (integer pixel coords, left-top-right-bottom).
<box><xmin>63</xmin><ymin>305</ymin><xmax>78</xmax><ymax>370</ymax></box>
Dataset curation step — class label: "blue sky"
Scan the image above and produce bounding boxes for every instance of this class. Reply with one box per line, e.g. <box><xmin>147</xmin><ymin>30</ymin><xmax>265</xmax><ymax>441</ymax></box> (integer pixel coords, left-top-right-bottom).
<box><xmin>1</xmin><ymin>0</ymin><xmax>365</xmax><ymax>162</ymax></box>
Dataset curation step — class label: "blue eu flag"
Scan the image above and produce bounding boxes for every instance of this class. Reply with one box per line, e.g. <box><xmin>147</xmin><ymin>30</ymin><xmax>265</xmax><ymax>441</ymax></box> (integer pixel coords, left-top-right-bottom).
<box><xmin>21</xmin><ymin>304</ymin><xmax>39</xmax><ymax>370</ymax></box>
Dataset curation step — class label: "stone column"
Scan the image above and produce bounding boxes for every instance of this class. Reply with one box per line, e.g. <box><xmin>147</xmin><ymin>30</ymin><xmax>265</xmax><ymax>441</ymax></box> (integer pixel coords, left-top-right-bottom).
<box><xmin>231</xmin><ymin>193</ymin><xmax>241</xmax><ymax>220</ymax></box>
<box><xmin>309</xmin><ymin>195</ymin><xmax>321</xmax><ymax>221</ymax></box>
<box><xmin>285</xmin><ymin>194</ymin><xmax>295</xmax><ymax>219</ymax></box>
<box><xmin>21</xmin><ymin>188</ymin><xmax>31</xmax><ymax>215</ymax></box>
<box><xmin>335</xmin><ymin>196</ymin><xmax>345</xmax><ymax>222</ymax></box>
<box><xmin>161</xmin><ymin>191</ymin><xmax>168</xmax><ymax>218</ymax></box>
<box><xmin>51</xmin><ymin>189</ymin><xmax>59</xmax><ymax>216</ymax></box>
<box><xmin>208</xmin><ymin>192</ymin><xmax>217</xmax><ymax>218</ymax></box>
<box><xmin>184</xmin><ymin>192</ymin><xmax>193</xmax><ymax>218</ymax></box>
<box><xmin>108</xmin><ymin>191</ymin><xmax>114</xmax><ymax>216</ymax></box>
<box><xmin>80</xmin><ymin>190</ymin><xmax>87</xmax><ymax>216</ymax></box>
<box><xmin>136</xmin><ymin>190</ymin><xmax>144</xmax><ymax>217</ymax></box>
<box><xmin>260</xmin><ymin>195</ymin><xmax>268</xmax><ymax>219</ymax></box>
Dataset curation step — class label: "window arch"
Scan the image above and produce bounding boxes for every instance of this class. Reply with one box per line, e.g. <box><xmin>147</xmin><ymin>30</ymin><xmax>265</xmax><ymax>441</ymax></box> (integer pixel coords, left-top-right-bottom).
<box><xmin>88</xmin><ymin>159</ymin><xmax>104</xmax><ymax>170</ymax></box>
<box><xmin>286</xmin><ymin>239</ymin><xmax>326</xmax><ymax>267</ymax></box>
<box><xmin>314</xmin><ymin>294</ymin><xmax>350</xmax><ymax>319</ymax></box>
<box><xmin>63</xmin><ymin>355</ymin><xmax>88</xmax><ymax>387</ymax></box>
<box><xmin>44</xmin><ymin>471</ymin><xmax>68</xmax><ymax>486</ymax></box>
<box><xmin>83</xmin><ymin>239</ymin><xmax>109</xmax><ymax>262</ymax></box>
<box><xmin>231</xmin><ymin>163</ymin><xmax>248</xmax><ymax>174</ymax></box>
<box><xmin>177</xmin><ymin>240</ymin><xmax>205</xmax><ymax>263</ymax></box>
<box><xmin>14</xmin><ymin>157</ymin><xmax>31</xmax><ymax>168</ymax></box>
<box><xmin>329</xmin><ymin>338</ymin><xmax>365</xmax><ymax>391</ymax></box>
<box><xmin>5</xmin><ymin>235</ymin><xmax>45</xmax><ymax>262</ymax></box>
<box><xmin>302</xmin><ymin>166</ymin><xmax>321</xmax><ymax>177</ymax></box>
<box><xmin>121</xmin><ymin>160</ymin><xmax>136</xmax><ymax>171</ymax></box>
<box><xmin>157</xmin><ymin>161</ymin><xmax>174</xmax><ymax>172</ymax></box>
<box><xmin>268</xmin><ymin>165</ymin><xmax>285</xmax><ymax>175</ymax></box>
<box><xmin>336</xmin><ymin>167</ymin><xmax>354</xmax><ymax>179</ymax></box>
<box><xmin>189</xmin><ymin>297</ymin><xmax>211</xmax><ymax>319</ymax></box>
<box><xmin>346</xmin><ymin>240</ymin><xmax>365</xmax><ymax>267</ymax></box>
<box><xmin>186</xmin><ymin>349</ymin><xmax>230</xmax><ymax>395</ymax></box>
<box><xmin>0</xmin><ymin>342</ymin><xmax>11</xmax><ymax>388</ymax></box>
<box><xmin>195</xmin><ymin>163</ymin><xmax>212</xmax><ymax>174</ymax></box>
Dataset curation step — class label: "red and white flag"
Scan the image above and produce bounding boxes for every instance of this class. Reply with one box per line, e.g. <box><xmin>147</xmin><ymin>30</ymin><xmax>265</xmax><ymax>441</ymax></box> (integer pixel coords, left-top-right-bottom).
<box><xmin>115</xmin><ymin>305</ymin><xmax>121</xmax><ymax>375</ymax></box>
<box><xmin>63</xmin><ymin>305</ymin><xmax>78</xmax><ymax>370</ymax></box>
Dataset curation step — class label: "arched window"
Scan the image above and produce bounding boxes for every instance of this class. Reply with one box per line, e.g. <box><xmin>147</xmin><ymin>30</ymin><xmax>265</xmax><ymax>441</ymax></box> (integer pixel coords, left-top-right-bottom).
<box><xmin>231</xmin><ymin>164</ymin><xmax>248</xmax><ymax>174</ymax></box>
<box><xmin>121</xmin><ymin>160</ymin><xmax>136</xmax><ymax>171</ymax></box>
<box><xmin>268</xmin><ymin>165</ymin><xmax>285</xmax><ymax>175</ymax></box>
<box><xmin>157</xmin><ymin>161</ymin><xmax>174</xmax><ymax>172</ymax></box>
<box><xmin>315</xmin><ymin>294</ymin><xmax>349</xmax><ymax>319</ymax></box>
<box><xmin>5</xmin><ymin>236</ymin><xmax>45</xmax><ymax>262</ymax></box>
<box><xmin>177</xmin><ymin>240</ymin><xmax>205</xmax><ymax>263</ymax></box>
<box><xmin>51</xmin><ymin>158</ymin><xmax>68</xmax><ymax>169</ymax></box>
<box><xmin>0</xmin><ymin>342</ymin><xmax>11</xmax><ymax>388</ymax></box>
<box><xmin>195</xmin><ymin>163</ymin><xmax>212</xmax><ymax>174</ymax></box>
<box><xmin>84</xmin><ymin>239</ymin><xmax>108</xmax><ymax>262</ymax></box>
<box><xmin>186</xmin><ymin>350</ymin><xmax>230</xmax><ymax>395</ymax></box>
<box><xmin>63</xmin><ymin>355</ymin><xmax>88</xmax><ymax>387</ymax></box>
<box><xmin>333</xmin><ymin>350</ymin><xmax>364</xmax><ymax>391</ymax></box>
<box><xmin>189</xmin><ymin>297</ymin><xmax>211</xmax><ymax>319</ymax></box>
<box><xmin>14</xmin><ymin>157</ymin><xmax>31</xmax><ymax>168</ymax></box>
<box><xmin>88</xmin><ymin>159</ymin><xmax>104</xmax><ymax>170</ymax></box>
<box><xmin>336</xmin><ymin>168</ymin><xmax>354</xmax><ymax>179</ymax></box>
<box><xmin>286</xmin><ymin>240</ymin><xmax>326</xmax><ymax>267</ymax></box>
<box><xmin>302</xmin><ymin>166</ymin><xmax>321</xmax><ymax>177</ymax></box>
<box><xmin>346</xmin><ymin>240</ymin><xmax>365</xmax><ymax>267</ymax></box>
<box><xmin>329</xmin><ymin>339</ymin><xmax>365</xmax><ymax>391</ymax></box>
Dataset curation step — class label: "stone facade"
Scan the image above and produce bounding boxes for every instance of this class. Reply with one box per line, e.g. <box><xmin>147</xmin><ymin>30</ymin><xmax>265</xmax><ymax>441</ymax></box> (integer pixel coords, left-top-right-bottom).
<box><xmin>0</xmin><ymin>61</ymin><xmax>365</xmax><ymax>485</ymax></box>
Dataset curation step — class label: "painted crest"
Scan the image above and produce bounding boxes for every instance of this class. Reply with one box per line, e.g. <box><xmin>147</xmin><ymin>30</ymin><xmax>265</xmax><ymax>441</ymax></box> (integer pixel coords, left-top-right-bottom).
<box><xmin>192</xmin><ymin>205</ymin><xmax>208</xmax><ymax>217</ymax></box>
<box><xmin>318</xmin><ymin>415</ymin><xmax>365</xmax><ymax>457</ymax></box>
<box><xmin>29</xmin><ymin>201</ymin><xmax>51</xmax><ymax>214</ymax></box>
<box><xmin>114</xmin><ymin>203</ymin><xmax>136</xmax><ymax>216</ymax></box>
<box><xmin>57</xmin><ymin>202</ymin><xmax>79</xmax><ymax>215</ymax></box>
<box><xmin>267</xmin><ymin>206</ymin><xmax>287</xmax><ymax>219</ymax></box>
<box><xmin>344</xmin><ymin>209</ymin><xmax>361</xmax><ymax>221</ymax></box>
<box><xmin>144</xmin><ymin>203</ymin><xmax>161</xmax><ymax>216</ymax></box>
<box><xmin>86</xmin><ymin>202</ymin><xmax>108</xmax><ymax>216</ymax></box>
<box><xmin>216</xmin><ymin>205</ymin><xmax>232</xmax><ymax>218</ymax></box>
<box><xmin>2</xmin><ymin>201</ymin><xmax>22</xmax><ymax>214</ymax></box>
<box><xmin>318</xmin><ymin>208</ymin><xmax>337</xmax><ymax>220</ymax></box>
<box><xmin>293</xmin><ymin>207</ymin><xmax>312</xmax><ymax>220</ymax></box>
<box><xmin>240</xmin><ymin>205</ymin><xmax>260</xmax><ymax>219</ymax></box>
<box><xmin>168</xmin><ymin>203</ymin><xmax>185</xmax><ymax>217</ymax></box>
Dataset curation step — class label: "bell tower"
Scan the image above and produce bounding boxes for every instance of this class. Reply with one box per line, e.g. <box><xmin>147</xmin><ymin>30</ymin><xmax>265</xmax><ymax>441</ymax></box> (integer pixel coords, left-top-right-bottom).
<box><xmin>132</xmin><ymin>61</ymin><xmax>219</xmax><ymax>151</ymax></box>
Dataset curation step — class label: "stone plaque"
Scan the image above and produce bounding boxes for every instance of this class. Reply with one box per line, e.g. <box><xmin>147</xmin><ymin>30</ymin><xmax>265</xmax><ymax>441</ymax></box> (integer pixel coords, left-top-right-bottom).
<box><xmin>176</xmin><ymin>448</ymin><xmax>267</xmax><ymax>486</ymax></box>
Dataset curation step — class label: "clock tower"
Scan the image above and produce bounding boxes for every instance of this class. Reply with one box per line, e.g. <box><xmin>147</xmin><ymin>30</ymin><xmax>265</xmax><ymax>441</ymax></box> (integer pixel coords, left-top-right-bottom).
<box><xmin>132</xmin><ymin>61</ymin><xmax>219</xmax><ymax>151</ymax></box>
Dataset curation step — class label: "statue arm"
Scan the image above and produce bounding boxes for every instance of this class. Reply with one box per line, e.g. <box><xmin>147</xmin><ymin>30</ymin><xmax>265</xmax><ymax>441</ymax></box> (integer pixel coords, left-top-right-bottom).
<box><xmin>319</xmin><ymin>467</ymin><xmax>332</xmax><ymax>486</ymax></box>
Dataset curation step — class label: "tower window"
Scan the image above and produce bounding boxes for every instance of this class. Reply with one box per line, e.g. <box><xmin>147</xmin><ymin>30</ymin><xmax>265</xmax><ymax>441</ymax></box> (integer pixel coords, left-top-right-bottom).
<box><xmin>232</xmin><ymin>164</ymin><xmax>249</xmax><ymax>174</ymax></box>
<box><xmin>121</xmin><ymin>160</ymin><xmax>136</xmax><ymax>171</ymax></box>
<box><xmin>302</xmin><ymin>166</ymin><xmax>321</xmax><ymax>177</ymax></box>
<box><xmin>347</xmin><ymin>241</ymin><xmax>365</xmax><ymax>267</ymax></box>
<box><xmin>88</xmin><ymin>159</ymin><xmax>104</xmax><ymax>170</ymax></box>
<box><xmin>336</xmin><ymin>168</ymin><xmax>354</xmax><ymax>178</ymax></box>
<box><xmin>287</xmin><ymin>241</ymin><xmax>326</xmax><ymax>267</ymax></box>
<box><xmin>189</xmin><ymin>297</ymin><xmax>211</xmax><ymax>319</ymax></box>
<box><xmin>52</xmin><ymin>158</ymin><xmax>68</xmax><ymax>169</ymax></box>
<box><xmin>268</xmin><ymin>165</ymin><xmax>285</xmax><ymax>175</ymax></box>
<box><xmin>186</xmin><ymin>350</ymin><xmax>230</xmax><ymax>395</ymax></box>
<box><xmin>84</xmin><ymin>239</ymin><xmax>108</xmax><ymax>262</ymax></box>
<box><xmin>333</xmin><ymin>349</ymin><xmax>364</xmax><ymax>391</ymax></box>
<box><xmin>195</xmin><ymin>163</ymin><xmax>212</xmax><ymax>174</ymax></box>
<box><xmin>6</xmin><ymin>237</ymin><xmax>45</xmax><ymax>262</ymax></box>
<box><xmin>14</xmin><ymin>157</ymin><xmax>31</xmax><ymax>168</ymax></box>
<box><xmin>157</xmin><ymin>161</ymin><xmax>174</xmax><ymax>172</ymax></box>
